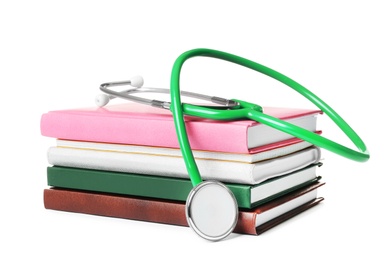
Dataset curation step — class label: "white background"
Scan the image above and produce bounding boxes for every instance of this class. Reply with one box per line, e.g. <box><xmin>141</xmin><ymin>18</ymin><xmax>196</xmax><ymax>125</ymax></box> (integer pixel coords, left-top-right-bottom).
<box><xmin>1</xmin><ymin>1</ymin><xmax>390</xmax><ymax>259</ymax></box>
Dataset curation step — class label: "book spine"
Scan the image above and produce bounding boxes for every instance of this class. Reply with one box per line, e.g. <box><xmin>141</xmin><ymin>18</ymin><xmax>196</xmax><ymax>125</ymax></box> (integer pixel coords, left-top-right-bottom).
<box><xmin>43</xmin><ymin>188</ymin><xmax>262</xmax><ymax>234</ymax></box>
<box><xmin>47</xmin><ymin>147</ymin><xmax>256</xmax><ymax>184</ymax></box>
<box><xmin>46</xmin><ymin>146</ymin><xmax>320</xmax><ymax>185</ymax></box>
<box><xmin>43</xmin><ymin>188</ymin><xmax>189</xmax><ymax>227</ymax></box>
<box><xmin>40</xmin><ymin>112</ymin><xmax>250</xmax><ymax>153</ymax></box>
<box><xmin>43</xmin><ymin>187</ymin><xmax>324</xmax><ymax>235</ymax></box>
<box><xmin>46</xmin><ymin>166</ymin><xmax>253</xmax><ymax>208</ymax></box>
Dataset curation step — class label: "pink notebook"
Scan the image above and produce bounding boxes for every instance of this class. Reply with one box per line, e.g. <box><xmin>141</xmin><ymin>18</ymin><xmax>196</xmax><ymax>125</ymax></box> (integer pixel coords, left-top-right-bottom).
<box><xmin>41</xmin><ymin>102</ymin><xmax>322</xmax><ymax>153</ymax></box>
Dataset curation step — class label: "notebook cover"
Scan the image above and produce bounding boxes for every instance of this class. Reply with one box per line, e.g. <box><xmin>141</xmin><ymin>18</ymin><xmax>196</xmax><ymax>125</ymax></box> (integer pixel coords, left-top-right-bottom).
<box><xmin>237</xmin><ymin>182</ymin><xmax>325</xmax><ymax>235</ymax></box>
<box><xmin>255</xmin><ymin>197</ymin><xmax>323</xmax><ymax>235</ymax></box>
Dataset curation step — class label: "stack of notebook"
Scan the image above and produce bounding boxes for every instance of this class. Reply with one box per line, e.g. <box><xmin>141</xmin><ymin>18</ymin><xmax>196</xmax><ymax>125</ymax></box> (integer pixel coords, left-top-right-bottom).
<box><xmin>40</xmin><ymin>102</ymin><xmax>325</xmax><ymax>236</ymax></box>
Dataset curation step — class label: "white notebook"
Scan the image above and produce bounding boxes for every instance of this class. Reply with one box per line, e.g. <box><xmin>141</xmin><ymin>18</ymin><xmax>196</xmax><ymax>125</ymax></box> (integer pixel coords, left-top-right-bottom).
<box><xmin>55</xmin><ymin>139</ymin><xmax>314</xmax><ymax>163</ymax></box>
<box><xmin>48</xmin><ymin>141</ymin><xmax>321</xmax><ymax>185</ymax></box>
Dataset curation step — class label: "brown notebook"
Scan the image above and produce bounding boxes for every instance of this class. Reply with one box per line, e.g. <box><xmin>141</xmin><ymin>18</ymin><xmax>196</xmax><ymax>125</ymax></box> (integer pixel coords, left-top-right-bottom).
<box><xmin>44</xmin><ymin>182</ymin><xmax>324</xmax><ymax>235</ymax></box>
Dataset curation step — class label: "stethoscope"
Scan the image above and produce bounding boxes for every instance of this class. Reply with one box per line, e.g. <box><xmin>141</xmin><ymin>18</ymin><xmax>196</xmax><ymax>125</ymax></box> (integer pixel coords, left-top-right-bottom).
<box><xmin>96</xmin><ymin>48</ymin><xmax>370</xmax><ymax>241</ymax></box>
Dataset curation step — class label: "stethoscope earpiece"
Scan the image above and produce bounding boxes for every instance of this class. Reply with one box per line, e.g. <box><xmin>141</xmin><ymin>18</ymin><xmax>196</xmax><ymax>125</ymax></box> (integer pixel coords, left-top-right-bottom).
<box><xmin>95</xmin><ymin>93</ymin><xmax>111</xmax><ymax>107</ymax></box>
<box><xmin>95</xmin><ymin>75</ymin><xmax>144</xmax><ymax>107</ymax></box>
<box><xmin>129</xmin><ymin>75</ymin><xmax>144</xmax><ymax>88</ymax></box>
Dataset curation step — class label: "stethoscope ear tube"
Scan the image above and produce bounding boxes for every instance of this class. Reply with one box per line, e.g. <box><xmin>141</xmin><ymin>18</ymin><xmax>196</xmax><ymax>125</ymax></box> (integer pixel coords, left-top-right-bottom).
<box><xmin>170</xmin><ymin>48</ymin><xmax>369</xmax><ymax>241</ymax></box>
<box><xmin>170</xmin><ymin>48</ymin><xmax>369</xmax><ymax>187</ymax></box>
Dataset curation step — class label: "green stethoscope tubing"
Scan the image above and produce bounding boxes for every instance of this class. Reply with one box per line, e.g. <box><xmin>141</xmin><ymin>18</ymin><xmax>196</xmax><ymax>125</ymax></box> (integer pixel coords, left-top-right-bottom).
<box><xmin>170</xmin><ymin>48</ymin><xmax>370</xmax><ymax>187</ymax></box>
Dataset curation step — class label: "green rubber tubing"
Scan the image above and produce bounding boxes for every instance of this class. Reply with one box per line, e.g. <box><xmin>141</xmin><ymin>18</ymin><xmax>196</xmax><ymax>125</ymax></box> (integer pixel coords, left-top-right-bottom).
<box><xmin>170</xmin><ymin>48</ymin><xmax>370</xmax><ymax>187</ymax></box>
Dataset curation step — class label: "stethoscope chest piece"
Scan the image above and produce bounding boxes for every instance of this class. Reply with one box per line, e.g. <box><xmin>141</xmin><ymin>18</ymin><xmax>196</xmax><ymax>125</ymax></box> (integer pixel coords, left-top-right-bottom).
<box><xmin>185</xmin><ymin>181</ymin><xmax>238</xmax><ymax>241</ymax></box>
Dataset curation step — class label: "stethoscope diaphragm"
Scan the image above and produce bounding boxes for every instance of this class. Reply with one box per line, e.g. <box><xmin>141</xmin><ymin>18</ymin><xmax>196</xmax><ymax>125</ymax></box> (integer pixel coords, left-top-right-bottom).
<box><xmin>185</xmin><ymin>181</ymin><xmax>238</xmax><ymax>241</ymax></box>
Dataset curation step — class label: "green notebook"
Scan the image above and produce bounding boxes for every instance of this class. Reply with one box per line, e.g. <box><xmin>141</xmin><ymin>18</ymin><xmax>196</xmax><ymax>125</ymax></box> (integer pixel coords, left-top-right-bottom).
<box><xmin>47</xmin><ymin>163</ymin><xmax>321</xmax><ymax>209</ymax></box>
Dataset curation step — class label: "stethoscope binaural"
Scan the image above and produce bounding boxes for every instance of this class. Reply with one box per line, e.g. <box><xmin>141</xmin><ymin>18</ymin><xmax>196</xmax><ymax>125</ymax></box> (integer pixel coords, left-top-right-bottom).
<box><xmin>96</xmin><ymin>48</ymin><xmax>370</xmax><ymax>241</ymax></box>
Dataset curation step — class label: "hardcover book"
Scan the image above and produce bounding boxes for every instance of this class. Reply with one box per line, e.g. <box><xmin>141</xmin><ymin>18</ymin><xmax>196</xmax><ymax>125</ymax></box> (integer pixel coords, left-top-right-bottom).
<box><xmin>40</xmin><ymin>102</ymin><xmax>322</xmax><ymax>153</ymax></box>
<box><xmin>47</xmin><ymin>163</ymin><xmax>322</xmax><ymax>209</ymax></box>
<box><xmin>47</xmin><ymin>146</ymin><xmax>321</xmax><ymax>185</ymax></box>
<box><xmin>43</xmin><ymin>181</ymin><xmax>325</xmax><ymax>235</ymax></box>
